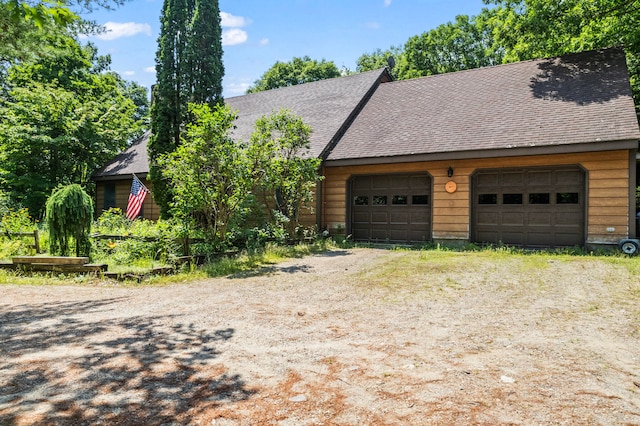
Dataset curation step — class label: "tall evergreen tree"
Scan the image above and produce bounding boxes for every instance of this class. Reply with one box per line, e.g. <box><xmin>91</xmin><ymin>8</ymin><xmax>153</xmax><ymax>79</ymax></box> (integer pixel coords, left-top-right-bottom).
<box><xmin>149</xmin><ymin>0</ymin><xmax>224</xmax><ymax>217</ymax></box>
<box><xmin>188</xmin><ymin>0</ymin><xmax>224</xmax><ymax>106</ymax></box>
<box><xmin>149</xmin><ymin>0</ymin><xmax>189</xmax><ymax>217</ymax></box>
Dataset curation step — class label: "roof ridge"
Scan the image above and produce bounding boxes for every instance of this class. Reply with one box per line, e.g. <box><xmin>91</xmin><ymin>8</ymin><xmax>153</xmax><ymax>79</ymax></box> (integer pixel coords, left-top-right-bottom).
<box><xmin>225</xmin><ymin>68</ymin><xmax>389</xmax><ymax>100</ymax></box>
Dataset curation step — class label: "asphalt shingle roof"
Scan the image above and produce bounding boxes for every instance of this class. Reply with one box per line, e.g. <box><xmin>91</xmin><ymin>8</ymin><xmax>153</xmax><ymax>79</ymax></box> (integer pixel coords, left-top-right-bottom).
<box><xmin>326</xmin><ymin>48</ymin><xmax>640</xmax><ymax>162</ymax></box>
<box><xmin>94</xmin><ymin>48</ymin><xmax>640</xmax><ymax>178</ymax></box>
<box><xmin>94</xmin><ymin>68</ymin><xmax>389</xmax><ymax>178</ymax></box>
<box><xmin>93</xmin><ymin>130</ymin><xmax>151</xmax><ymax>179</ymax></box>
<box><xmin>226</xmin><ymin>68</ymin><xmax>389</xmax><ymax>157</ymax></box>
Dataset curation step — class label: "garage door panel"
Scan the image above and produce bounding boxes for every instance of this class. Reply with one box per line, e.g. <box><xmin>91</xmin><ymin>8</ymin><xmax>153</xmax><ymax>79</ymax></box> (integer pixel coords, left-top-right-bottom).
<box><xmin>389</xmin><ymin>229</ymin><xmax>409</xmax><ymax>241</ymax></box>
<box><xmin>352</xmin><ymin>227</ymin><xmax>370</xmax><ymax>240</ymax></box>
<box><xmin>502</xmin><ymin>212</ymin><xmax>525</xmax><ymax>226</ymax></box>
<box><xmin>477</xmin><ymin>172</ymin><xmax>499</xmax><ymax>186</ymax></box>
<box><xmin>410</xmin><ymin>175</ymin><xmax>430</xmax><ymax>188</ymax></box>
<box><xmin>408</xmin><ymin>228</ymin><xmax>431</xmax><ymax>242</ymax></box>
<box><xmin>371</xmin><ymin>176</ymin><xmax>389</xmax><ymax>189</ymax></box>
<box><xmin>502</xmin><ymin>171</ymin><xmax>524</xmax><ymax>186</ymax></box>
<box><xmin>477</xmin><ymin>212</ymin><xmax>499</xmax><ymax>226</ymax></box>
<box><xmin>527</xmin><ymin>171</ymin><xmax>553</xmax><ymax>185</ymax></box>
<box><xmin>390</xmin><ymin>211</ymin><xmax>409</xmax><ymax>224</ymax></box>
<box><xmin>556</xmin><ymin>233</ymin><xmax>582</xmax><ymax>246</ymax></box>
<box><xmin>477</xmin><ymin>231</ymin><xmax>499</xmax><ymax>243</ymax></box>
<box><xmin>555</xmin><ymin>170</ymin><xmax>583</xmax><ymax>184</ymax></box>
<box><xmin>353</xmin><ymin>177</ymin><xmax>370</xmax><ymax>190</ymax></box>
<box><xmin>353</xmin><ymin>211</ymin><xmax>370</xmax><ymax>223</ymax></box>
<box><xmin>526</xmin><ymin>232</ymin><xmax>551</xmax><ymax>246</ymax></box>
<box><xmin>371</xmin><ymin>229</ymin><xmax>388</xmax><ymax>240</ymax></box>
<box><xmin>556</xmin><ymin>211</ymin><xmax>582</xmax><ymax>225</ymax></box>
<box><xmin>350</xmin><ymin>174</ymin><xmax>432</xmax><ymax>243</ymax></box>
<box><xmin>371</xmin><ymin>211</ymin><xmax>389</xmax><ymax>223</ymax></box>
<box><xmin>411</xmin><ymin>211</ymin><xmax>431</xmax><ymax>224</ymax></box>
<box><xmin>501</xmin><ymin>232</ymin><xmax>525</xmax><ymax>245</ymax></box>
<box><xmin>391</xmin><ymin>176</ymin><xmax>410</xmax><ymax>189</ymax></box>
<box><xmin>528</xmin><ymin>212</ymin><xmax>552</xmax><ymax>226</ymax></box>
<box><xmin>473</xmin><ymin>166</ymin><xmax>584</xmax><ymax>248</ymax></box>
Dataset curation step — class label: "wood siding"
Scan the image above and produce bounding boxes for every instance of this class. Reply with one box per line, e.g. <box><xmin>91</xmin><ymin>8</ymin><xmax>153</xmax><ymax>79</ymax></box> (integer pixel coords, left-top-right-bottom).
<box><xmin>95</xmin><ymin>178</ymin><xmax>160</xmax><ymax>221</ymax></box>
<box><xmin>322</xmin><ymin>150</ymin><xmax>633</xmax><ymax>245</ymax></box>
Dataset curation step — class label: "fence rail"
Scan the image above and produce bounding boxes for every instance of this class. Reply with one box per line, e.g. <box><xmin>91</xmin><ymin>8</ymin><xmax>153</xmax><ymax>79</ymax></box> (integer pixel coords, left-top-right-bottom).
<box><xmin>90</xmin><ymin>233</ymin><xmax>206</xmax><ymax>256</ymax></box>
<box><xmin>2</xmin><ymin>230</ymin><xmax>41</xmax><ymax>254</ymax></box>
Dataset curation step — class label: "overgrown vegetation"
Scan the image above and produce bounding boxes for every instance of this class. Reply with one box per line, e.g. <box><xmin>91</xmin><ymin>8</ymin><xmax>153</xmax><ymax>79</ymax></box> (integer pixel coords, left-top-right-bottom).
<box><xmin>0</xmin><ymin>192</ymin><xmax>638</xmax><ymax>286</ymax></box>
<box><xmin>159</xmin><ymin>105</ymin><xmax>322</xmax><ymax>248</ymax></box>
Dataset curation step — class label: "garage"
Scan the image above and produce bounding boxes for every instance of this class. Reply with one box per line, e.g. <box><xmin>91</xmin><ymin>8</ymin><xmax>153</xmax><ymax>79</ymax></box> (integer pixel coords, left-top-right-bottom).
<box><xmin>472</xmin><ymin>166</ymin><xmax>585</xmax><ymax>247</ymax></box>
<box><xmin>350</xmin><ymin>174</ymin><xmax>431</xmax><ymax>243</ymax></box>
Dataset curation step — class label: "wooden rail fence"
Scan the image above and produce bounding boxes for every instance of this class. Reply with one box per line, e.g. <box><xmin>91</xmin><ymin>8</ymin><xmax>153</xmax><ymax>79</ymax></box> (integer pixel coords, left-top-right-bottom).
<box><xmin>2</xmin><ymin>230</ymin><xmax>41</xmax><ymax>253</ymax></box>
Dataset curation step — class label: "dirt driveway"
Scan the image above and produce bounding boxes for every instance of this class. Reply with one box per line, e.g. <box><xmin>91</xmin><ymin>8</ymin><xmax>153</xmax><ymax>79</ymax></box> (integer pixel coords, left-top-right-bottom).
<box><xmin>1</xmin><ymin>248</ymin><xmax>639</xmax><ymax>425</ymax></box>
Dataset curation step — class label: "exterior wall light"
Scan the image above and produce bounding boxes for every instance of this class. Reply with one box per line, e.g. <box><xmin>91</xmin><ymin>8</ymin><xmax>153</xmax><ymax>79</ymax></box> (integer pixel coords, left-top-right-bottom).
<box><xmin>447</xmin><ymin>166</ymin><xmax>454</xmax><ymax>178</ymax></box>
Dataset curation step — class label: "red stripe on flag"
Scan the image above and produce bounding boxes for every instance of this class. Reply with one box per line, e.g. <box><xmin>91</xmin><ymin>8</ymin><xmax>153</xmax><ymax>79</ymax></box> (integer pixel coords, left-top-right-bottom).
<box><xmin>126</xmin><ymin>176</ymin><xmax>149</xmax><ymax>220</ymax></box>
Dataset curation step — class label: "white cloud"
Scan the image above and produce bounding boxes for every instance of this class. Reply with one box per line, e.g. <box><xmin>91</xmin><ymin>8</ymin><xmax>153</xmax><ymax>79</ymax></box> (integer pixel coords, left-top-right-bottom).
<box><xmin>259</xmin><ymin>38</ymin><xmax>269</xmax><ymax>46</ymax></box>
<box><xmin>225</xmin><ymin>82</ymin><xmax>251</xmax><ymax>96</ymax></box>
<box><xmin>122</xmin><ymin>70</ymin><xmax>136</xmax><ymax>76</ymax></box>
<box><xmin>220</xmin><ymin>12</ymin><xmax>250</xmax><ymax>28</ymax></box>
<box><xmin>96</xmin><ymin>22</ymin><xmax>151</xmax><ymax>41</ymax></box>
<box><xmin>366</xmin><ymin>22</ymin><xmax>381</xmax><ymax>29</ymax></box>
<box><xmin>144</xmin><ymin>66</ymin><xmax>156</xmax><ymax>73</ymax></box>
<box><xmin>222</xmin><ymin>28</ymin><xmax>248</xmax><ymax>46</ymax></box>
<box><xmin>384</xmin><ymin>0</ymin><xmax>392</xmax><ymax>6</ymax></box>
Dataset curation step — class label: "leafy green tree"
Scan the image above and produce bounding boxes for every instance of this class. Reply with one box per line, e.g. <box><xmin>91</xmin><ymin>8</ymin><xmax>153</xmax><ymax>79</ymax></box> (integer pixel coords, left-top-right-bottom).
<box><xmin>159</xmin><ymin>103</ymin><xmax>249</xmax><ymax>242</ymax></box>
<box><xmin>113</xmin><ymin>74</ymin><xmax>150</xmax><ymax>136</ymax></box>
<box><xmin>0</xmin><ymin>0</ymin><xmax>128</xmax><ymax>71</ymax></box>
<box><xmin>246</xmin><ymin>56</ymin><xmax>342</xmax><ymax>93</ymax></box>
<box><xmin>249</xmin><ymin>109</ymin><xmax>323</xmax><ymax>237</ymax></box>
<box><xmin>45</xmin><ymin>183</ymin><xmax>93</xmax><ymax>257</ymax></box>
<box><xmin>149</xmin><ymin>0</ymin><xmax>224</xmax><ymax>218</ymax></box>
<box><xmin>356</xmin><ymin>46</ymin><xmax>404</xmax><ymax>78</ymax></box>
<box><xmin>399</xmin><ymin>12</ymin><xmax>504</xmax><ymax>79</ymax></box>
<box><xmin>0</xmin><ymin>36</ymin><xmax>139</xmax><ymax>216</ymax></box>
<box><xmin>484</xmin><ymin>0</ymin><xmax>640</xmax><ymax>112</ymax></box>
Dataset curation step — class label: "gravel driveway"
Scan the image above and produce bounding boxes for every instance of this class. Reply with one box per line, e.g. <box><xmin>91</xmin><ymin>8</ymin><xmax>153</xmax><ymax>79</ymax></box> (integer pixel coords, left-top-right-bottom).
<box><xmin>1</xmin><ymin>248</ymin><xmax>639</xmax><ymax>425</ymax></box>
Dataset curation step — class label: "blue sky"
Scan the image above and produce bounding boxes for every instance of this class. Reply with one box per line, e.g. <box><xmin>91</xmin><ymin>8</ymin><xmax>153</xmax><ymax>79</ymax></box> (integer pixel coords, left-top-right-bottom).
<box><xmin>82</xmin><ymin>0</ymin><xmax>491</xmax><ymax>98</ymax></box>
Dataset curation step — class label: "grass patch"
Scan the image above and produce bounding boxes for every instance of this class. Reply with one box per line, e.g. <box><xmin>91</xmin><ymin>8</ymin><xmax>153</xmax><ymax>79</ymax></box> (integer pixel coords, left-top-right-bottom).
<box><xmin>0</xmin><ymin>269</ymin><xmax>102</xmax><ymax>286</ymax></box>
<box><xmin>2</xmin><ymin>240</ymin><xmax>640</xmax><ymax>289</ymax></box>
<box><xmin>0</xmin><ymin>240</ymin><xmax>336</xmax><ymax>286</ymax></box>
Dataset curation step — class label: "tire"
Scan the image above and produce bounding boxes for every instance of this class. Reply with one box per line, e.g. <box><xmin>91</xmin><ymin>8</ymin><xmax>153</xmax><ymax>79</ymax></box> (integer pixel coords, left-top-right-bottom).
<box><xmin>620</xmin><ymin>240</ymin><xmax>639</xmax><ymax>255</ymax></box>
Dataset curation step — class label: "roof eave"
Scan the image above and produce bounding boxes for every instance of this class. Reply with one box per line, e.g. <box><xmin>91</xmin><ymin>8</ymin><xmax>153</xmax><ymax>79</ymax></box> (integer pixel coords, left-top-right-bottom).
<box><xmin>322</xmin><ymin>139</ymin><xmax>640</xmax><ymax>167</ymax></box>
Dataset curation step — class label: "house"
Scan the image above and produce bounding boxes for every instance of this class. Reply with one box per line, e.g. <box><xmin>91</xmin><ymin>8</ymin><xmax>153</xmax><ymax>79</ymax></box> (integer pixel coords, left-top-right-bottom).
<box><xmin>93</xmin><ymin>48</ymin><xmax>640</xmax><ymax>249</ymax></box>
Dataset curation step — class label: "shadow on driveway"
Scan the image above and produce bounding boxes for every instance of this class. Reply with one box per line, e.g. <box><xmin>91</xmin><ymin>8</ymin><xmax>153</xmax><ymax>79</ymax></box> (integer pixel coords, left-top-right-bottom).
<box><xmin>0</xmin><ymin>298</ymin><xmax>255</xmax><ymax>425</ymax></box>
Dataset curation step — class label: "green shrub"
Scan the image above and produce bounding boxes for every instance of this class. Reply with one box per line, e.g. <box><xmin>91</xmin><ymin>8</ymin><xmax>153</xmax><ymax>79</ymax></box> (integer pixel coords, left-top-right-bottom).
<box><xmin>1</xmin><ymin>208</ymin><xmax>34</xmax><ymax>234</ymax></box>
<box><xmin>0</xmin><ymin>208</ymin><xmax>39</xmax><ymax>258</ymax></box>
<box><xmin>46</xmin><ymin>184</ymin><xmax>93</xmax><ymax>257</ymax></box>
<box><xmin>92</xmin><ymin>209</ymin><xmax>184</xmax><ymax>265</ymax></box>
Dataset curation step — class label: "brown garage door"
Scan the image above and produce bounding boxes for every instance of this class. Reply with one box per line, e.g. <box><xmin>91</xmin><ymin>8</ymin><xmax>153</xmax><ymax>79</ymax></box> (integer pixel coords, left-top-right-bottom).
<box><xmin>350</xmin><ymin>174</ymin><xmax>431</xmax><ymax>243</ymax></box>
<box><xmin>472</xmin><ymin>166</ymin><xmax>585</xmax><ymax>247</ymax></box>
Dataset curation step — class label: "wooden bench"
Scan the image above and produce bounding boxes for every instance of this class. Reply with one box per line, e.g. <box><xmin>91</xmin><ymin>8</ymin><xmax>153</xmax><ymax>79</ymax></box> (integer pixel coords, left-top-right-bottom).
<box><xmin>9</xmin><ymin>256</ymin><xmax>107</xmax><ymax>274</ymax></box>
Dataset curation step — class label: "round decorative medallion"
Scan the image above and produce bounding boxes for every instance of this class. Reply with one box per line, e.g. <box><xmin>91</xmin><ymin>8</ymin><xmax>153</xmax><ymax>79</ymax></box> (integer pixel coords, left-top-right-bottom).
<box><xmin>445</xmin><ymin>180</ymin><xmax>457</xmax><ymax>193</ymax></box>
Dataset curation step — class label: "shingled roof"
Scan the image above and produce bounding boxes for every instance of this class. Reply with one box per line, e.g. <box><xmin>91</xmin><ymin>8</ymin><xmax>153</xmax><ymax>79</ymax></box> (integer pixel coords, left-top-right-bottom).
<box><xmin>94</xmin><ymin>48</ymin><xmax>640</xmax><ymax>179</ymax></box>
<box><xmin>227</xmin><ymin>68</ymin><xmax>391</xmax><ymax>158</ymax></box>
<box><xmin>93</xmin><ymin>68</ymin><xmax>390</xmax><ymax>179</ymax></box>
<box><xmin>326</xmin><ymin>48</ymin><xmax>640</xmax><ymax>163</ymax></box>
<box><xmin>93</xmin><ymin>131</ymin><xmax>151</xmax><ymax>180</ymax></box>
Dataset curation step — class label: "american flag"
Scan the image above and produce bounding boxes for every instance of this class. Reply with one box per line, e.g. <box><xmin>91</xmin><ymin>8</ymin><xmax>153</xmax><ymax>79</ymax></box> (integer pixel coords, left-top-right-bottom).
<box><xmin>126</xmin><ymin>175</ymin><xmax>150</xmax><ymax>220</ymax></box>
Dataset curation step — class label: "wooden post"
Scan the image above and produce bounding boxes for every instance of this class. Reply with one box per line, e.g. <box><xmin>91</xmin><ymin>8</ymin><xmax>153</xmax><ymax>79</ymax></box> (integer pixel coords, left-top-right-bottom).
<box><xmin>182</xmin><ymin>235</ymin><xmax>190</xmax><ymax>256</ymax></box>
<box><xmin>33</xmin><ymin>230</ymin><xmax>41</xmax><ymax>254</ymax></box>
